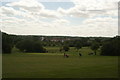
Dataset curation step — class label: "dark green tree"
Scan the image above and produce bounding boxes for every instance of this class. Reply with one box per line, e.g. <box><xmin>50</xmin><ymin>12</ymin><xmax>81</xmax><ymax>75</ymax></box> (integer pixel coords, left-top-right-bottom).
<box><xmin>2</xmin><ymin>32</ymin><xmax>14</xmax><ymax>53</ymax></box>
<box><xmin>61</xmin><ymin>45</ymin><xmax>70</xmax><ymax>52</ymax></box>
<box><xmin>91</xmin><ymin>42</ymin><xmax>99</xmax><ymax>55</ymax></box>
<box><xmin>101</xmin><ymin>36</ymin><xmax>120</xmax><ymax>56</ymax></box>
<box><xmin>74</xmin><ymin>40</ymin><xmax>82</xmax><ymax>51</ymax></box>
<box><xmin>16</xmin><ymin>39</ymin><xmax>46</xmax><ymax>53</ymax></box>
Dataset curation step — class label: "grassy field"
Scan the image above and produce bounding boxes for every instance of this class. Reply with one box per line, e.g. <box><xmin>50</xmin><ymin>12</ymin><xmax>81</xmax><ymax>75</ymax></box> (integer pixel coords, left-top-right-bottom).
<box><xmin>3</xmin><ymin>47</ymin><xmax>118</xmax><ymax>78</ymax></box>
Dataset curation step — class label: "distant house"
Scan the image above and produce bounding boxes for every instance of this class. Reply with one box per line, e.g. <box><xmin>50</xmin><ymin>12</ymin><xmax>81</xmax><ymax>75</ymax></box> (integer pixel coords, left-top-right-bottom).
<box><xmin>39</xmin><ymin>36</ymin><xmax>71</xmax><ymax>42</ymax></box>
<box><xmin>50</xmin><ymin>38</ymin><xmax>71</xmax><ymax>42</ymax></box>
<box><xmin>51</xmin><ymin>38</ymin><xmax>60</xmax><ymax>42</ymax></box>
<box><xmin>89</xmin><ymin>38</ymin><xmax>95</xmax><ymax>41</ymax></box>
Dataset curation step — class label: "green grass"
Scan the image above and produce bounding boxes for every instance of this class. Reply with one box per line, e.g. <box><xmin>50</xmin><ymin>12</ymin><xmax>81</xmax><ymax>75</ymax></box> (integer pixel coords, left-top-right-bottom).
<box><xmin>44</xmin><ymin>46</ymin><xmax>61</xmax><ymax>53</ymax></box>
<box><xmin>3</xmin><ymin>52</ymin><xmax>118</xmax><ymax>78</ymax></box>
<box><xmin>45</xmin><ymin>46</ymin><xmax>94</xmax><ymax>55</ymax></box>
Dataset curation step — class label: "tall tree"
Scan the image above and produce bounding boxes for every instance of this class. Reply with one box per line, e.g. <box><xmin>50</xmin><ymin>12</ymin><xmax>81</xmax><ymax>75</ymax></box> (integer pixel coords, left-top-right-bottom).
<box><xmin>2</xmin><ymin>33</ymin><xmax>14</xmax><ymax>53</ymax></box>
<box><xmin>91</xmin><ymin>42</ymin><xmax>99</xmax><ymax>55</ymax></box>
<box><xmin>74</xmin><ymin>40</ymin><xmax>82</xmax><ymax>51</ymax></box>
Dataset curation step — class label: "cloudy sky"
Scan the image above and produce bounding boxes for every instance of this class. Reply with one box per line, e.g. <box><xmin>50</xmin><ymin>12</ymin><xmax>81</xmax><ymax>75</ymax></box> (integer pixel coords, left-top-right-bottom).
<box><xmin>0</xmin><ymin>0</ymin><xmax>119</xmax><ymax>37</ymax></box>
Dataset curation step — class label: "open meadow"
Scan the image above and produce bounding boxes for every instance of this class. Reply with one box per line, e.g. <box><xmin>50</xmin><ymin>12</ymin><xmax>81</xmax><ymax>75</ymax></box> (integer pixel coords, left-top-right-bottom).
<box><xmin>2</xmin><ymin>47</ymin><xmax>118</xmax><ymax>78</ymax></box>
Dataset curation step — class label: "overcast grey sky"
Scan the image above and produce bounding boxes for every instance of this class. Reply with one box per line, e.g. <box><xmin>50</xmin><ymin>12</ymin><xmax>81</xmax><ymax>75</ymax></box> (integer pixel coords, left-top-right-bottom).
<box><xmin>0</xmin><ymin>0</ymin><xmax>119</xmax><ymax>37</ymax></box>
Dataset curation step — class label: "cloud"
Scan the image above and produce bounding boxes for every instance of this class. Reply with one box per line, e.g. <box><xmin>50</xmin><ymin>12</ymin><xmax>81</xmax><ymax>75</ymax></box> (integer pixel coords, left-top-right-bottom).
<box><xmin>67</xmin><ymin>7</ymin><xmax>89</xmax><ymax>18</ymax></box>
<box><xmin>4</xmin><ymin>0</ymin><xmax>118</xmax><ymax>19</ymax></box>
<box><xmin>57</xmin><ymin>7</ymin><xmax>67</xmax><ymax>15</ymax></box>
<box><xmin>71</xmin><ymin>0</ymin><xmax>118</xmax><ymax>17</ymax></box>
<box><xmin>34</xmin><ymin>9</ymin><xmax>61</xmax><ymax>19</ymax></box>
<box><xmin>1</xmin><ymin>6</ymin><xmax>17</xmax><ymax>16</ymax></box>
<box><xmin>72</xmin><ymin>0</ymin><xmax>118</xmax><ymax>10</ymax></box>
<box><xmin>79</xmin><ymin>17</ymin><xmax>118</xmax><ymax>37</ymax></box>
<box><xmin>0</xmin><ymin>6</ymin><xmax>35</xmax><ymax>20</ymax></box>
<box><xmin>83</xmin><ymin>17</ymin><xmax>117</xmax><ymax>24</ymax></box>
<box><xmin>3</xmin><ymin>0</ymin><xmax>57</xmax><ymax>19</ymax></box>
<box><xmin>57</xmin><ymin>6</ymin><xmax>89</xmax><ymax>18</ymax></box>
<box><xmin>57</xmin><ymin>0</ymin><xmax>118</xmax><ymax>18</ymax></box>
<box><xmin>6</xmin><ymin>0</ymin><xmax>61</xmax><ymax>19</ymax></box>
<box><xmin>53</xmin><ymin>19</ymin><xmax>69</xmax><ymax>24</ymax></box>
<box><xmin>1</xmin><ymin>0</ymin><xmax>118</xmax><ymax>37</ymax></box>
<box><xmin>7</xmin><ymin>0</ymin><xmax>44</xmax><ymax>12</ymax></box>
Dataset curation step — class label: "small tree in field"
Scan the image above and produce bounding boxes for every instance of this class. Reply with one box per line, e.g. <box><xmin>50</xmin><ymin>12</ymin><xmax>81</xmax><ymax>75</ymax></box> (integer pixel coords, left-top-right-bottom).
<box><xmin>63</xmin><ymin>45</ymin><xmax>70</xmax><ymax>52</ymax></box>
<box><xmin>60</xmin><ymin>45</ymin><xmax>70</xmax><ymax>52</ymax></box>
<box><xmin>74</xmin><ymin>41</ymin><xmax>82</xmax><ymax>52</ymax></box>
<box><xmin>91</xmin><ymin>42</ymin><xmax>99</xmax><ymax>55</ymax></box>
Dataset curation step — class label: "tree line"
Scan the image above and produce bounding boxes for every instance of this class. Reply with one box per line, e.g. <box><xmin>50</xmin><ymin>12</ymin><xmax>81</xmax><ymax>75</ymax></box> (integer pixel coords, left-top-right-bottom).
<box><xmin>2</xmin><ymin>32</ymin><xmax>120</xmax><ymax>56</ymax></box>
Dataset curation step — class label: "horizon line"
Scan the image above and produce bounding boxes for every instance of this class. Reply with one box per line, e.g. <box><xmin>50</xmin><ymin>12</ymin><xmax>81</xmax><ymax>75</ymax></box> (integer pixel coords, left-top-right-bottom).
<box><xmin>1</xmin><ymin>31</ymin><xmax>118</xmax><ymax>38</ymax></box>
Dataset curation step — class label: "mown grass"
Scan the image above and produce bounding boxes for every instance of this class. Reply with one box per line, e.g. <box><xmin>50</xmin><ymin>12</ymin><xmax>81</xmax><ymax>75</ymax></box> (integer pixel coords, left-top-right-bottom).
<box><xmin>45</xmin><ymin>46</ymin><xmax>98</xmax><ymax>56</ymax></box>
<box><xmin>3</xmin><ymin>47</ymin><xmax>118</xmax><ymax>78</ymax></box>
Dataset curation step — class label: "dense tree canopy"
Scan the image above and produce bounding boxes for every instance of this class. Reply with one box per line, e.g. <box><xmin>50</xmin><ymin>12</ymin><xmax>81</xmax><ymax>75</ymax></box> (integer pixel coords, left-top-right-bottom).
<box><xmin>101</xmin><ymin>36</ymin><xmax>120</xmax><ymax>56</ymax></box>
<box><xmin>16</xmin><ymin>39</ymin><xmax>46</xmax><ymax>53</ymax></box>
<box><xmin>2</xmin><ymin>33</ymin><xmax>14</xmax><ymax>53</ymax></box>
<box><xmin>2</xmin><ymin>32</ymin><xmax>119</xmax><ymax>56</ymax></box>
